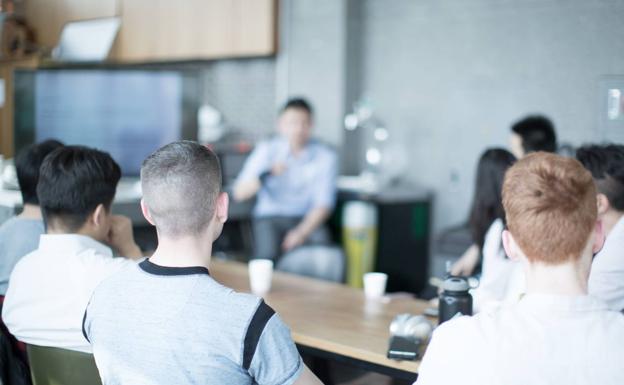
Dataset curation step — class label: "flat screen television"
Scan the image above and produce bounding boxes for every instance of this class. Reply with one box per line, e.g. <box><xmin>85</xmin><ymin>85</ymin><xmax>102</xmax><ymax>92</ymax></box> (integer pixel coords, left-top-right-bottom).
<box><xmin>14</xmin><ymin>68</ymin><xmax>200</xmax><ymax>176</ymax></box>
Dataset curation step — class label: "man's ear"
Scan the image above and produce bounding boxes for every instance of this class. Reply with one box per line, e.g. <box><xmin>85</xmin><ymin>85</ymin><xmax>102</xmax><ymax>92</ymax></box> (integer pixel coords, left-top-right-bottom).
<box><xmin>215</xmin><ymin>192</ymin><xmax>229</xmax><ymax>224</ymax></box>
<box><xmin>140</xmin><ymin>199</ymin><xmax>156</xmax><ymax>226</ymax></box>
<box><xmin>592</xmin><ymin>219</ymin><xmax>606</xmax><ymax>255</ymax></box>
<box><xmin>92</xmin><ymin>203</ymin><xmax>107</xmax><ymax>227</ymax></box>
<box><xmin>597</xmin><ymin>194</ymin><xmax>610</xmax><ymax>216</ymax></box>
<box><xmin>502</xmin><ymin>229</ymin><xmax>521</xmax><ymax>262</ymax></box>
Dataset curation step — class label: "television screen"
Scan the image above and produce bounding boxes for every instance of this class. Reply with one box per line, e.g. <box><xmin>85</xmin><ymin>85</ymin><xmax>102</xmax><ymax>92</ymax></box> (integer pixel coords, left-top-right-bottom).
<box><xmin>14</xmin><ymin>68</ymin><xmax>199</xmax><ymax>175</ymax></box>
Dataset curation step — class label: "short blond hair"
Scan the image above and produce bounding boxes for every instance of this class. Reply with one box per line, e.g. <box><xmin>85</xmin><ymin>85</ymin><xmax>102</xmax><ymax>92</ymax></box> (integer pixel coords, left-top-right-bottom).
<box><xmin>502</xmin><ymin>152</ymin><xmax>597</xmax><ymax>264</ymax></box>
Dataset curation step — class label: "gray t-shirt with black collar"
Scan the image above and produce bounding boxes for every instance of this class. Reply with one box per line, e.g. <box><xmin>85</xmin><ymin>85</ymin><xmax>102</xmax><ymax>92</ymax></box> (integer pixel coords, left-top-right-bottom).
<box><xmin>83</xmin><ymin>259</ymin><xmax>303</xmax><ymax>385</ymax></box>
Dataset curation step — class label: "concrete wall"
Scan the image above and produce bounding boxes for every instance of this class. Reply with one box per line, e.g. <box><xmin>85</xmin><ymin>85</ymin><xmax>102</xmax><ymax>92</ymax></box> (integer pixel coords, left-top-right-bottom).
<box><xmin>357</xmin><ymin>0</ymin><xmax>624</xmax><ymax>231</ymax></box>
<box><xmin>276</xmin><ymin>0</ymin><xmax>348</xmax><ymax>146</ymax></box>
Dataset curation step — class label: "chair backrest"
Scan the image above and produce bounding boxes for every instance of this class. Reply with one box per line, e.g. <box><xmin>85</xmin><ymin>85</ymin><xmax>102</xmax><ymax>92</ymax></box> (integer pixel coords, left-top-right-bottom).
<box><xmin>277</xmin><ymin>245</ymin><xmax>345</xmax><ymax>282</ymax></box>
<box><xmin>27</xmin><ymin>345</ymin><xmax>102</xmax><ymax>385</ymax></box>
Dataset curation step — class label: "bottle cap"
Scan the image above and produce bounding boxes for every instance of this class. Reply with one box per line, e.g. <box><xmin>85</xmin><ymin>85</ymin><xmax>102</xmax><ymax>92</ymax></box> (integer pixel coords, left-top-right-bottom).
<box><xmin>442</xmin><ymin>277</ymin><xmax>470</xmax><ymax>292</ymax></box>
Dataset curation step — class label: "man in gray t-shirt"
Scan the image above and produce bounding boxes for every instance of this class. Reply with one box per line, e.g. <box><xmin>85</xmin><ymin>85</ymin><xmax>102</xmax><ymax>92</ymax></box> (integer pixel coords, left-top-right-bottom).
<box><xmin>83</xmin><ymin>141</ymin><xmax>322</xmax><ymax>385</ymax></box>
<box><xmin>84</xmin><ymin>259</ymin><xmax>303</xmax><ymax>384</ymax></box>
<box><xmin>0</xmin><ymin>139</ymin><xmax>63</xmax><ymax>295</ymax></box>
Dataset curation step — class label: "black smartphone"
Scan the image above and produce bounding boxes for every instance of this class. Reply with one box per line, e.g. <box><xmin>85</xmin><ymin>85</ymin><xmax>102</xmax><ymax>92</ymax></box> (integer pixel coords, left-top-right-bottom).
<box><xmin>387</xmin><ymin>336</ymin><xmax>421</xmax><ymax>361</ymax></box>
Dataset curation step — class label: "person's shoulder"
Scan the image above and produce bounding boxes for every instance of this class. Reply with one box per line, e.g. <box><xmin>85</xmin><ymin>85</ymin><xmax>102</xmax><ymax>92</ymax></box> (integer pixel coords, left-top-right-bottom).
<box><xmin>595</xmin><ymin>308</ymin><xmax>624</xmax><ymax>330</ymax></box>
<box><xmin>309</xmin><ymin>139</ymin><xmax>336</xmax><ymax>154</ymax></box>
<box><xmin>88</xmin><ymin>261</ymin><xmax>141</xmax><ymax>303</ymax></box>
<box><xmin>7</xmin><ymin>248</ymin><xmax>41</xmax><ymax>277</ymax></box>
<box><xmin>77</xmin><ymin>243</ymin><xmax>126</xmax><ymax>266</ymax></box>
<box><xmin>99</xmin><ymin>258</ymin><xmax>140</xmax><ymax>280</ymax></box>
<box><xmin>222</xmin><ymin>288</ymin><xmax>264</xmax><ymax>314</ymax></box>
<box><xmin>0</xmin><ymin>216</ymin><xmax>18</xmax><ymax>235</ymax></box>
<box><xmin>0</xmin><ymin>217</ymin><xmax>43</xmax><ymax>236</ymax></box>
<box><xmin>192</xmin><ymin>277</ymin><xmax>263</xmax><ymax>315</ymax></box>
<box><xmin>432</xmin><ymin>314</ymin><xmax>483</xmax><ymax>343</ymax></box>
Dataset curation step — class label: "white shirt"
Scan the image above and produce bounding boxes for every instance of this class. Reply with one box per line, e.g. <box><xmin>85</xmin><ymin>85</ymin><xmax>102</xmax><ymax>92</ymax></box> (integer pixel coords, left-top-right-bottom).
<box><xmin>416</xmin><ymin>294</ymin><xmax>624</xmax><ymax>385</ymax></box>
<box><xmin>472</xmin><ymin>219</ymin><xmax>525</xmax><ymax>312</ymax></box>
<box><xmin>2</xmin><ymin>234</ymin><xmax>135</xmax><ymax>353</ymax></box>
<box><xmin>589</xmin><ymin>215</ymin><xmax>624</xmax><ymax>311</ymax></box>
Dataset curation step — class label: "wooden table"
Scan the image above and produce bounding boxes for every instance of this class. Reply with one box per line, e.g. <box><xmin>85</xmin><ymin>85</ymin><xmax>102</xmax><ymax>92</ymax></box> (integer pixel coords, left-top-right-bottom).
<box><xmin>211</xmin><ymin>260</ymin><xmax>433</xmax><ymax>381</ymax></box>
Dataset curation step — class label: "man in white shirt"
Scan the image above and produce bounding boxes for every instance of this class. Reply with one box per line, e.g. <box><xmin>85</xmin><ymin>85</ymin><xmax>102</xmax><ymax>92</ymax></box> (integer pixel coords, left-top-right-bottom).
<box><xmin>2</xmin><ymin>146</ymin><xmax>142</xmax><ymax>353</ymax></box>
<box><xmin>417</xmin><ymin>152</ymin><xmax>624</xmax><ymax>385</ymax></box>
<box><xmin>577</xmin><ymin>144</ymin><xmax>624</xmax><ymax>311</ymax></box>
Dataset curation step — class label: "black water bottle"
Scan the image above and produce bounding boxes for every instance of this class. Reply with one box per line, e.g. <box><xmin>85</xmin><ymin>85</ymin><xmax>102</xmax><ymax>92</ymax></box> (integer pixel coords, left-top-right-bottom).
<box><xmin>438</xmin><ymin>276</ymin><xmax>473</xmax><ymax>324</ymax></box>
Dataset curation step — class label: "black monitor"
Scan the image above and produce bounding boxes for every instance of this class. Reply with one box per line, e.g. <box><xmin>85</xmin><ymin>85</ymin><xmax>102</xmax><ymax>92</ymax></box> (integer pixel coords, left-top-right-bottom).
<box><xmin>14</xmin><ymin>67</ymin><xmax>200</xmax><ymax>176</ymax></box>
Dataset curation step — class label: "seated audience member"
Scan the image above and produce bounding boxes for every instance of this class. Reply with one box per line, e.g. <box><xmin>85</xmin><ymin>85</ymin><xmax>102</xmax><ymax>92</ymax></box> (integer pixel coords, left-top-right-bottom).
<box><xmin>449</xmin><ymin>148</ymin><xmax>522</xmax><ymax>311</ymax></box>
<box><xmin>452</xmin><ymin>115</ymin><xmax>557</xmax><ymax>276</ymax></box>
<box><xmin>417</xmin><ymin>153</ymin><xmax>624</xmax><ymax>385</ymax></box>
<box><xmin>83</xmin><ymin>141</ymin><xmax>321</xmax><ymax>385</ymax></box>
<box><xmin>2</xmin><ymin>146</ymin><xmax>141</xmax><ymax>353</ymax></box>
<box><xmin>509</xmin><ymin>114</ymin><xmax>558</xmax><ymax>159</ymax></box>
<box><xmin>577</xmin><ymin>144</ymin><xmax>624</xmax><ymax>311</ymax></box>
<box><xmin>233</xmin><ymin>98</ymin><xmax>337</xmax><ymax>262</ymax></box>
<box><xmin>0</xmin><ymin>139</ymin><xmax>62</xmax><ymax>296</ymax></box>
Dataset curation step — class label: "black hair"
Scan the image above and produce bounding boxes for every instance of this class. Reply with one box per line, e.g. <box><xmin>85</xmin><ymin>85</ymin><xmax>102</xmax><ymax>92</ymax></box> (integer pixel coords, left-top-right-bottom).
<box><xmin>511</xmin><ymin>115</ymin><xmax>557</xmax><ymax>154</ymax></box>
<box><xmin>281</xmin><ymin>97</ymin><xmax>313</xmax><ymax>116</ymax></box>
<box><xmin>576</xmin><ymin>144</ymin><xmax>624</xmax><ymax>211</ymax></box>
<box><xmin>15</xmin><ymin>139</ymin><xmax>64</xmax><ymax>205</ymax></box>
<box><xmin>37</xmin><ymin>146</ymin><xmax>121</xmax><ymax>231</ymax></box>
<box><xmin>468</xmin><ymin>148</ymin><xmax>517</xmax><ymax>250</ymax></box>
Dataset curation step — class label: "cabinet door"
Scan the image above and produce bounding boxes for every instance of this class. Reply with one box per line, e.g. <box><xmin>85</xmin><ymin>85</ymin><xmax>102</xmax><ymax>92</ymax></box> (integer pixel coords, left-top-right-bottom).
<box><xmin>231</xmin><ymin>0</ymin><xmax>277</xmax><ymax>56</ymax></box>
<box><xmin>25</xmin><ymin>0</ymin><xmax>118</xmax><ymax>50</ymax></box>
<box><xmin>116</xmin><ymin>0</ymin><xmax>275</xmax><ymax>61</ymax></box>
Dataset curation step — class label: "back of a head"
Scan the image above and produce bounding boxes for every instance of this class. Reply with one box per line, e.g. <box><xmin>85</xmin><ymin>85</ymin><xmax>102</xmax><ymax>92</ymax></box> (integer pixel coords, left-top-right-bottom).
<box><xmin>511</xmin><ymin>115</ymin><xmax>557</xmax><ymax>154</ymax></box>
<box><xmin>37</xmin><ymin>146</ymin><xmax>121</xmax><ymax>231</ymax></box>
<box><xmin>15</xmin><ymin>139</ymin><xmax>64</xmax><ymax>205</ymax></box>
<box><xmin>469</xmin><ymin>148</ymin><xmax>516</xmax><ymax>248</ymax></box>
<box><xmin>576</xmin><ymin>144</ymin><xmax>624</xmax><ymax>212</ymax></box>
<box><xmin>141</xmin><ymin>141</ymin><xmax>222</xmax><ymax>237</ymax></box>
<box><xmin>502</xmin><ymin>152</ymin><xmax>596</xmax><ymax>264</ymax></box>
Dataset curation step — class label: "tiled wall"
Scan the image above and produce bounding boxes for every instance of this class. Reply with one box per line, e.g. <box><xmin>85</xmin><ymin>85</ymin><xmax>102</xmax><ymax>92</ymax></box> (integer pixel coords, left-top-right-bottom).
<box><xmin>200</xmin><ymin>57</ymin><xmax>277</xmax><ymax>140</ymax></box>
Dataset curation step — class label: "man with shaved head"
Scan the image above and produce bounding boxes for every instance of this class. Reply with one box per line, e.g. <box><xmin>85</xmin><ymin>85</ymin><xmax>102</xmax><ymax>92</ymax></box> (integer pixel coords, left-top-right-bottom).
<box><xmin>83</xmin><ymin>141</ymin><xmax>321</xmax><ymax>385</ymax></box>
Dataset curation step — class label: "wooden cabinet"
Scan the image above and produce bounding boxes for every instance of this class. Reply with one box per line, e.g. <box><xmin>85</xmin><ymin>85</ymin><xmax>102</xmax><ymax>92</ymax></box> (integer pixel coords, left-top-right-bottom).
<box><xmin>24</xmin><ymin>0</ymin><xmax>118</xmax><ymax>51</ymax></box>
<box><xmin>0</xmin><ymin>57</ymin><xmax>39</xmax><ymax>157</ymax></box>
<box><xmin>23</xmin><ymin>0</ymin><xmax>277</xmax><ymax>62</ymax></box>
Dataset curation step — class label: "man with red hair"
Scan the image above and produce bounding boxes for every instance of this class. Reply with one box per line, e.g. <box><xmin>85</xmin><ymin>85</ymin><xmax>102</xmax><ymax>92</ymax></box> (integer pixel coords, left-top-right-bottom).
<box><xmin>416</xmin><ymin>153</ymin><xmax>624</xmax><ymax>385</ymax></box>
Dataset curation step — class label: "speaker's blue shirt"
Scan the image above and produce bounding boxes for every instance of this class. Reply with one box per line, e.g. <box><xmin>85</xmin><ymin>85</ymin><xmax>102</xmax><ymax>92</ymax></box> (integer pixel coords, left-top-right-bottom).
<box><xmin>236</xmin><ymin>136</ymin><xmax>337</xmax><ymax>218</ymax></box>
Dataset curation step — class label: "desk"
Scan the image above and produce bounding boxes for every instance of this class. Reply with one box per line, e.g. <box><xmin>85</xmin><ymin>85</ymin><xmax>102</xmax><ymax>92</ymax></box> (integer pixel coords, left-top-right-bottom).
<box><xmin>211</xmin><ymin>259</ymin><xmax>431</xmax><ymax>381</ymax></box>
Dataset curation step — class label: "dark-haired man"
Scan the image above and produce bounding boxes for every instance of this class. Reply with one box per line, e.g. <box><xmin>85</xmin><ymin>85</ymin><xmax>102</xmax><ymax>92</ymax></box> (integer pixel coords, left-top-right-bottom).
<box><xmin>2</xmin><ymin>146</ymin><xmax>141</xmax><ymax>353</ymax></box>
<box><xmin>84</xmin><ymin>141</ymin><xmax>321</xmax><ymax>384</ymax></box>
<box><xmin>577</xmin><ymin>144</ymin><xmax>624</xmax><ymax>311</ymax></box>
<box><xmin>509</xmin><ymin>115</ymin><xmax>557</xmax><ymax>159</ymax></box>
<box><xmin>234</xmin><ymin>98</ymin><xmax>337</xmax><ymax>262</ymax></box>
<box><xmin>0</xmin><ymin>139</ymin><xmax>63</xmax><ymax>295</ymax></box>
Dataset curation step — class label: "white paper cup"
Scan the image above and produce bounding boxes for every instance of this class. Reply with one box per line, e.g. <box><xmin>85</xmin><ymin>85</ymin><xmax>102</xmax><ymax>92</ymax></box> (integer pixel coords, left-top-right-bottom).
<box><xmin>249</xmin><ymin>259</ymin><xmax>274</xmax><ymax>296</ymax></box>
<box><xmin>363</xmin><ymin>272</ymin><xmax>388</xmax><ymax>299</ymax></box>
